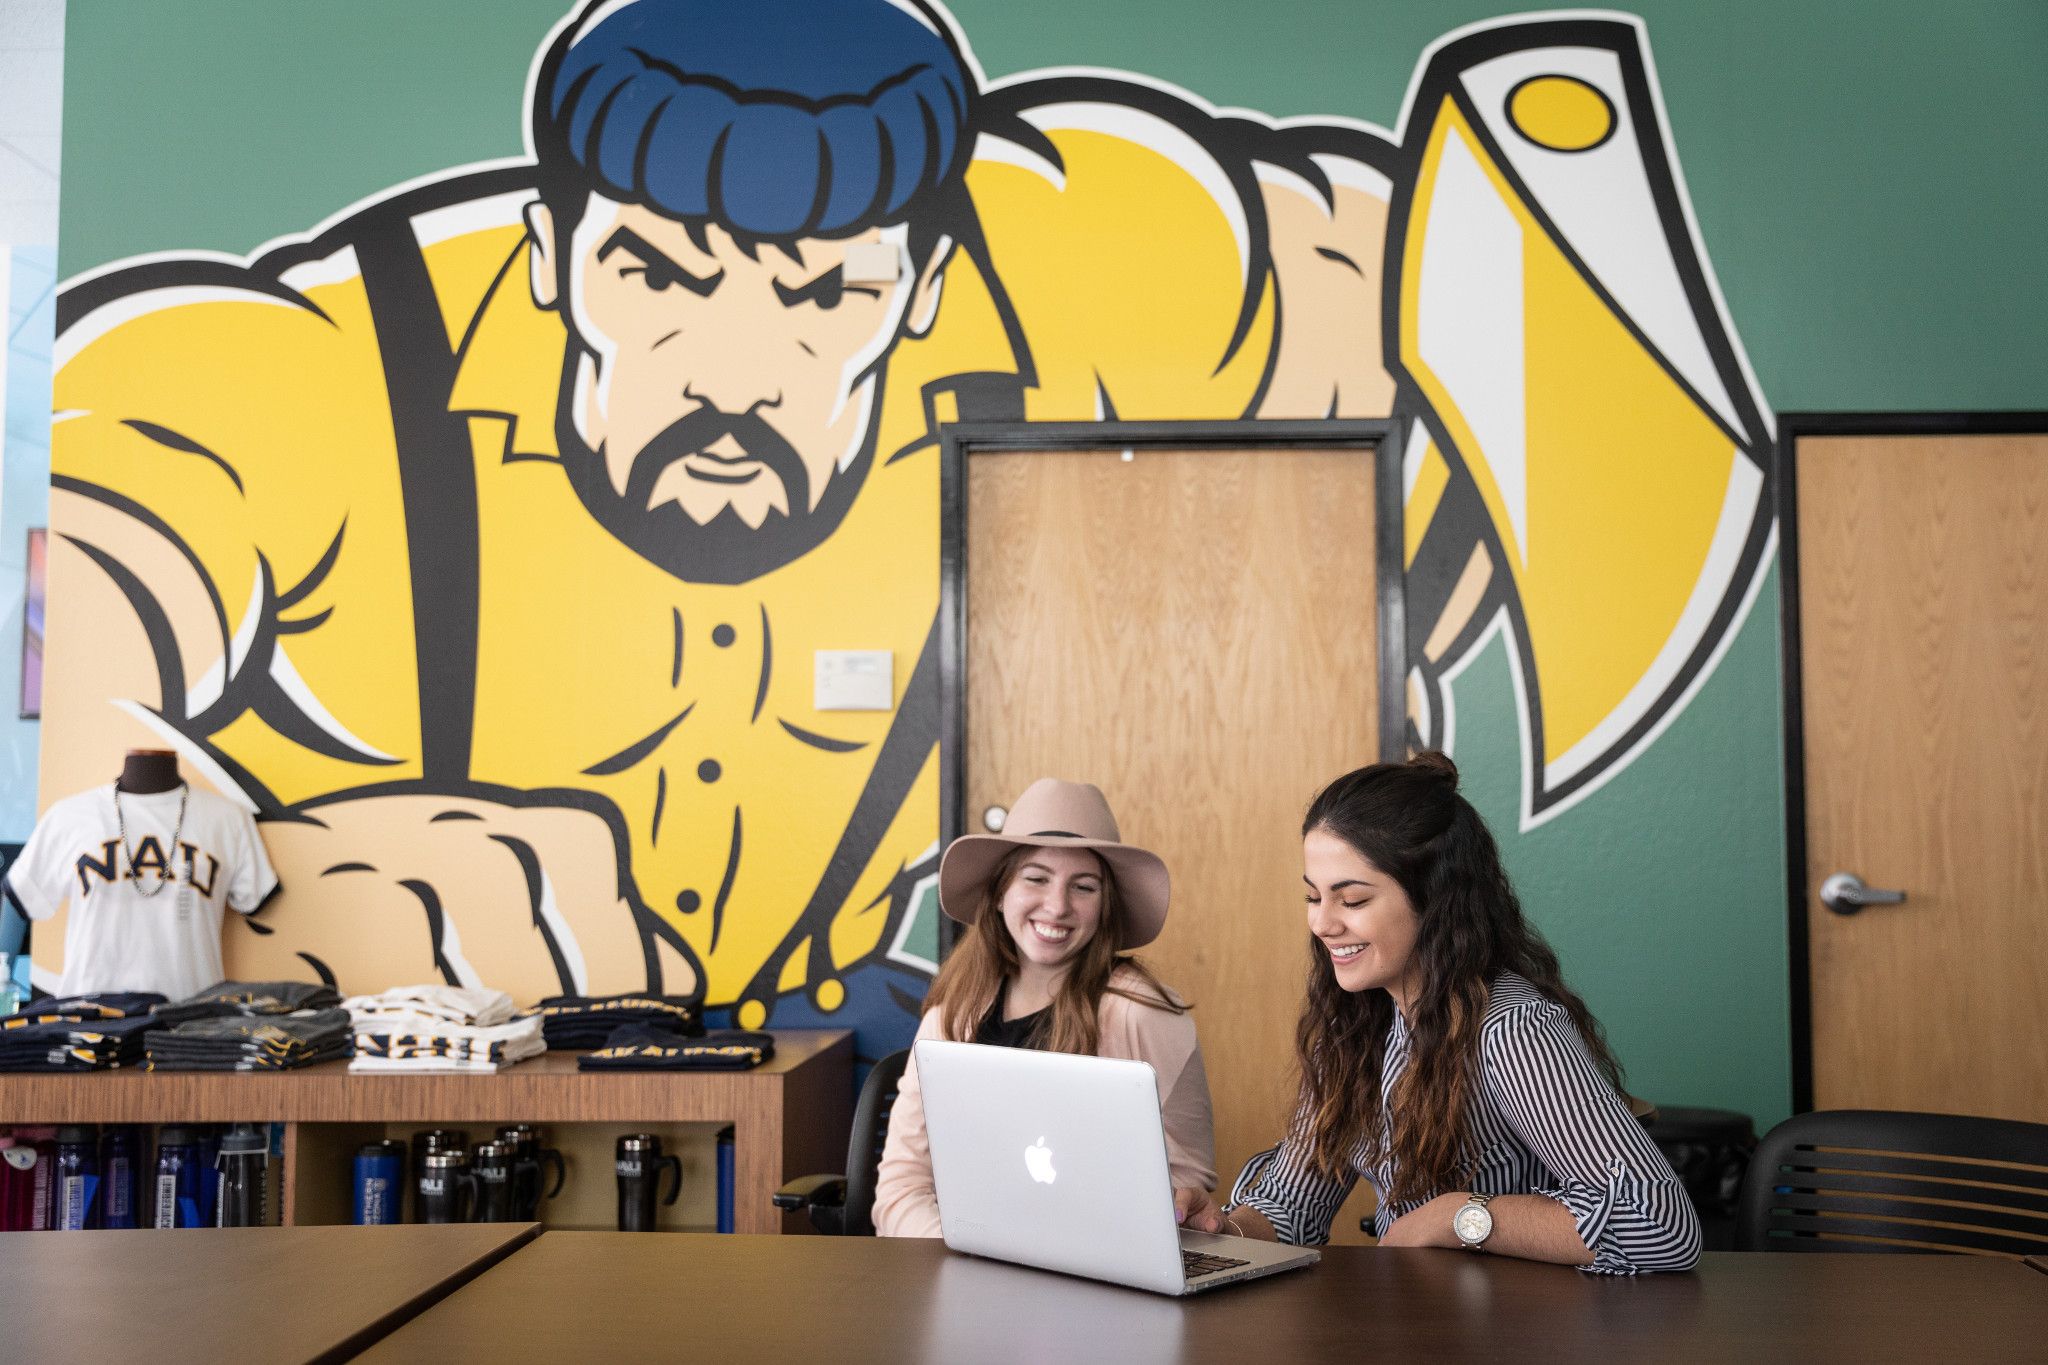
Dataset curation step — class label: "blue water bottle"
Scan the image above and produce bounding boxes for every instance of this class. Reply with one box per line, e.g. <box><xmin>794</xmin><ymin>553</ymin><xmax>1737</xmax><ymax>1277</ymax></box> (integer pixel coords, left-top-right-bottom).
<box><xmin>55</xmin><ymin>1126</ymin><xmax>101</xmax><ymax>1231</ymax></box>
<box><xmin>100</xmin><ymin>1126</ymin><xmax>139</xmax><ymax>1229</ymax></box>
<box><xmin>153</xmin><ymin>1127</ymin><xmax>205</xmax><ymax>1228</ymax></box>
<box><xmin>195</xmin><ymin>1126</ymin><xmax>222</xmax><ymax>1227</ymax></box>
<box><xmin>716</xmin><ymin>1126</ymin><xmax>734</xmax><ymax>1234</ymax></box>
<box><xmin>352</xmin><ymin>1140</ymin><xmax>406</xmax><ymax>1224</ymax></box>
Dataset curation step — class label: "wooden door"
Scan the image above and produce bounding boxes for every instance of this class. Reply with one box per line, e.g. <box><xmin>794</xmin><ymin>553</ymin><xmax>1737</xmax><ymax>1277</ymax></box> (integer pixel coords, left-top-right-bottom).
<box><xmin>1797</xmin><ymin>432</ymin><xmax>2048</xmax><ymax>1120</ymax></box>
<box><xmin>966</xmin><ymin>444</ymin><xmax>1383</xmax><ymax>1242</ymax></box>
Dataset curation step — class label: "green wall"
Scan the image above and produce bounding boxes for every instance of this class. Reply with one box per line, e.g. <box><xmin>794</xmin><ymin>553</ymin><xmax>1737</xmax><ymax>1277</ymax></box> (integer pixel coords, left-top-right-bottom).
<box><xmin>63</xmin><ymin>0</ymin><xmax>2048</xmax><ymax>413</ymax></box>
<box><xmin>54</xmin><ymin>0</ymin><xmax>2048</xmax><ymax>1132</ymax></box>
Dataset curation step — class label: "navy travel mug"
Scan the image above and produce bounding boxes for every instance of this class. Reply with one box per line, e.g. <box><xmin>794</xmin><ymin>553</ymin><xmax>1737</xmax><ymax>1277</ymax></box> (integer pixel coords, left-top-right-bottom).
<box><xmin>352</xmin><ymin>1140</ymin><xmax>406</xmax><ymax>1225</ymax></box>
<box><xmin>472</xmin><ymin>1141</ymin><xmax>519</xmax><ymax>1223</ymax></box>
<box><xmin>55</xmin><ymin>1126</ymin><xmax>101</xmax><ymax>1231</ymax></box>
<box><xmin>410</xmin><ymin>1129</ymin><xmax>469</xmax><ymax>1222</ymax></box>
<box><xmin>615</xmin><ymin>1133</ymin><xmax>680</xmax><ymax>1232</ymax></box>
<box><xmin>496</xmin><ymin>1124</ymin><xmax>565</xmax><ymax>1220</ymax></box>
<box><xmin>417</xmin><ymin>1149</ymin><xmax>478</xmax><ymax>1224</ymax></box>
<box><xmin>153</xmin><ymin>1126</ymin><xmax>205</xmax><ymax>1228</ymax></box>
<box><xmin>100</xmin><ymin>1126</ymin><xmax>140</xmax><ymax>1229</ymax></box>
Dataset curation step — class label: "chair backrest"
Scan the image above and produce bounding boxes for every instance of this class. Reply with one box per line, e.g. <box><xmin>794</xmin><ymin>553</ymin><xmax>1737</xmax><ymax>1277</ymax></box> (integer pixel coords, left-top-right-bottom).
<box><xmin>840</xmin><ymin>1048</ymin><xmax>911</xmax><ymax>1237</ymax></box>
<box><xmin>1737</xmin><ymin>1109</ymin><xmax>2048</xmax><ymax>1256</ymax></box>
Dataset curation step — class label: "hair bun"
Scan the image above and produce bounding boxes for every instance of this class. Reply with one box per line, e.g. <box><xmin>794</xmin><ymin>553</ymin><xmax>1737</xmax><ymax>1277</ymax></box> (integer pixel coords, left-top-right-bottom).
<box><xmin>1409</xmin><ymin>749</ymin><xmax>1459</xmax><ymax>784</ymax></box>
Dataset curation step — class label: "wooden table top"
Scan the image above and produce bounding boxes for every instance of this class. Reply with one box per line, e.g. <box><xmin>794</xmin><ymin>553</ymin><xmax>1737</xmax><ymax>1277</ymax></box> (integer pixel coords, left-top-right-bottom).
<box><xmin>1</xmin><ymin>1222</ymin><xmax>538</xmax><ymax>1364</ymax></box>
<box><xmin>0</xmin><ymin>1029</ymin><xmax>851</xmax><ymax>1123</ymax></box>
<box><xmin>359</xmin><ymin>1234</ymin><xmax>2048</xmax><ymax>1364</ymax></box>
<box><xmin>2028</xmin><ymin>1255</ymin><xmax>2048</xmax><ymax>1278</ymax></box>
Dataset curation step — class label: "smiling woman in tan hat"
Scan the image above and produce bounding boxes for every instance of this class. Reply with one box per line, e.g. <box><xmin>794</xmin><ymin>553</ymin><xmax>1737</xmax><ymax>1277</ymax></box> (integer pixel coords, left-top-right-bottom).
<box><xmin>872</xmin><ymin>778</ymin><xmax>1216</xmax><ymax>1238</ymax></box>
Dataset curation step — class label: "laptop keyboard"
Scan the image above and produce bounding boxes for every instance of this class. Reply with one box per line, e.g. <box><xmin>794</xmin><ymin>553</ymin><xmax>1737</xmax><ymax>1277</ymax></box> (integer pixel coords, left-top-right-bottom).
<box><xmin>1182</xmin><ymin>1249</ymin><xmax>1253</xmax><ymax>1278</ymax></box>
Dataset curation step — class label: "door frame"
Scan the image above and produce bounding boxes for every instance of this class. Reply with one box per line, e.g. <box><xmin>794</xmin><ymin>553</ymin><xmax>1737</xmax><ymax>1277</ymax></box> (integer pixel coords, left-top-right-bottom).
<box><xmin>937</xmin><ymin>418</ymin><xmax>1405</xmax><ymax>953</ymax></box>
<box><xmin>1776</xmin><ymin>409</ymin><xmax>2048</xmax><ymax>1112</ymax></box>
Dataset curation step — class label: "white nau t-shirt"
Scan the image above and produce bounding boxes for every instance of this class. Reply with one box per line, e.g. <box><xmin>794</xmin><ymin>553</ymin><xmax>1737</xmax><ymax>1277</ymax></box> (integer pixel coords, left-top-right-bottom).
<box><xmin>6</xmin><ymin>784</ymin><xmax>279</xmax><ymax>1000</ymax></box>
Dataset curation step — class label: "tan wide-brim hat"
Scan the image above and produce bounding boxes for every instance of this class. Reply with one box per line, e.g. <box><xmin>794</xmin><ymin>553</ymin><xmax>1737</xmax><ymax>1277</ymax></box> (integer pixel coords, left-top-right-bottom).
<box><xmin>938</xmin><ymin>779</ymin><xmax>1171</xmax><ymax>948</ymax></box>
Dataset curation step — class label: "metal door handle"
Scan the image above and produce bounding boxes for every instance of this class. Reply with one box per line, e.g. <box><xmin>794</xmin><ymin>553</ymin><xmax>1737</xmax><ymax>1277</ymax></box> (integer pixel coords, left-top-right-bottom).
<box><xmin>1820</xmin><ymin>872</ymin><xmax>1907</xmax><ymax>916</ymax></box>
<box><xmin>982</xmin><ymin>805</ymin><xmax>1008</xmax><ymax>833</ymax></box>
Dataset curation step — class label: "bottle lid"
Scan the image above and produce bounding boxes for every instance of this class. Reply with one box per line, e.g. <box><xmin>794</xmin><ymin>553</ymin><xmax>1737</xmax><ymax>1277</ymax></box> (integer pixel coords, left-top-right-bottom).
<box><xmin>55</xmin><ymin>1125</ymin><xmax>97</xmax><ymax>1145</ymax></box>
<box><xmin>157</xmin><ymin>1126</ymin><xmax>195</xmax><ymax>1147</ymax></box>
<box><xmin>358</xmin><ymin>1139</ymin><xmax>407</xmax><ymax>1158</ymax></box>
<box><xmin>220</xmin><ymin>1125</ymin><xmax>269</xmax><ymax>1155</ymax></box>
<box><xmin>617</xmin><ymin>1133</ymin><xmax>662</xmax><ymax>1154</ymax></box>
<box><xmin>423</xmin><ymin>1149</ymin><xmax>470</xmax><ymax>1168</ymax></box>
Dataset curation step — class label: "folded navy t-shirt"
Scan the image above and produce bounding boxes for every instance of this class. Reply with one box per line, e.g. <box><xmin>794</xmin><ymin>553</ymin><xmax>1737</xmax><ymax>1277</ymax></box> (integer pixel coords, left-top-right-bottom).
<box><xmin>577</xmin><ymin>1025</ymin><xmax>774</xmax><ymax>1071</ymax></box>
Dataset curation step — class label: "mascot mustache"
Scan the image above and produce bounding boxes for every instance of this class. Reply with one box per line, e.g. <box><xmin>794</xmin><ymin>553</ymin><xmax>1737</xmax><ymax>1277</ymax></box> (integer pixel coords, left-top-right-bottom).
<box><xmin>622</xmin><ymin>404</ymin><xmax>812</xmax><ymax>516</ymax></box>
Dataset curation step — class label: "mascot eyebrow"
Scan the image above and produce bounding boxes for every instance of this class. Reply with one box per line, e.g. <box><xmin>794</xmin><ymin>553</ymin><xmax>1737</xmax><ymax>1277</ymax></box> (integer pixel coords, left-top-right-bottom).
<box><xmin>597</xmin><ymin>227</ymin><xmax>724</xmax><ymax>297</ymax></box>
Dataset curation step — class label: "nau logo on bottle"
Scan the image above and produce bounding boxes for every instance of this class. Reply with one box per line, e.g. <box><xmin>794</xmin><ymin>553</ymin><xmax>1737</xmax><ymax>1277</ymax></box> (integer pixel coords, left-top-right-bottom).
<box><xmin>1025</xmin><ymin>1137</ymin><xmax>1057</xmax><ymax>1185</ymax></box>
<box><xmin>73</xmin><ymin>838</ymin><xmax>221</xmax><ymax>897</ymax></box>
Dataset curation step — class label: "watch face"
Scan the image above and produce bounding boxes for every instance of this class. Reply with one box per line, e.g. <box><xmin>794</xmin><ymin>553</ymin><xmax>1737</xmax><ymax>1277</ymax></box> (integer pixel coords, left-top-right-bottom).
<box><xmin>1454</xmin><ymin>1203</ymin><xmax>1493</xmax><ymax>1245</ymax></box>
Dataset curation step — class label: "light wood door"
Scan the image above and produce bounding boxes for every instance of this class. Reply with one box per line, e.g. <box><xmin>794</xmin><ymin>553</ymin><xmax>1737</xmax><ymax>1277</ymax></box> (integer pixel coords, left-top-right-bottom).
<box><xmin>1798</xmin><ymin>432</ymin><xmax>2048</xmax><ymax>1120</ymax></box>
<box><xmin>966</xmin><ymin>445</ymin><xmax>1383</xmax><ymax>1242</ymax></box>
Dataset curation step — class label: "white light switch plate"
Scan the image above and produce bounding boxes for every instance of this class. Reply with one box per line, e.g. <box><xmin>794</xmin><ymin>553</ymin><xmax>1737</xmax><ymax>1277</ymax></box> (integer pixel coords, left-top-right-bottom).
<box><xmin>842</xmin><ymin>241</ymin><xmax>901</xmax><ymax>283</ymax></box>
<box><xmin>814</xmin><ymin>650</ymin><xmax>893</xmax><ymax>710</ymax></box>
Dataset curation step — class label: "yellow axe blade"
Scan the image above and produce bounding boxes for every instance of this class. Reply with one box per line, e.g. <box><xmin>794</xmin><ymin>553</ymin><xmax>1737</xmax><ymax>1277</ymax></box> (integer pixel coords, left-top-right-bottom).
<box><xmin>1390</xmin><ymin>18</ymin><xmax>1772</xmax><ymax>813</ymax></box>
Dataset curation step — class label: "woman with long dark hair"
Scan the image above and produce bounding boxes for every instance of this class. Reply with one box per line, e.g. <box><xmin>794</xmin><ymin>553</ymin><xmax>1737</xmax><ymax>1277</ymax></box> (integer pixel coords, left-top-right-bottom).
<box><xmin>1183</xmin><ymin>753</ymin><xmax>1699</xmax><ymax>1271</ymax></box>
<box><xmin>873</xmin><ymin>778</ymin><xmax>1214</xmax><ymax>1237</ymax></box>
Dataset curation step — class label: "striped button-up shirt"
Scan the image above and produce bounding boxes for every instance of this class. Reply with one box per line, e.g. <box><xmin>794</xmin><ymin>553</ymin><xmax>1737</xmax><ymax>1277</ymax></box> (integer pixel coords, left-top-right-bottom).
<box><xmin>1231</xmin><ymin>973</ymin><xmax>1700</xmax><ymax>1273</ymax></box>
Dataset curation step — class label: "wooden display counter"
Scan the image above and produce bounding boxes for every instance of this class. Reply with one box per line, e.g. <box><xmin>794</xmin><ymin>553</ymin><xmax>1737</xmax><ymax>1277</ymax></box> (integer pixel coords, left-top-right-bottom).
<box><xmin>0</xmin><ymin>1030</ymin><xmax>853</xmax><ymax>1234</ymax></box>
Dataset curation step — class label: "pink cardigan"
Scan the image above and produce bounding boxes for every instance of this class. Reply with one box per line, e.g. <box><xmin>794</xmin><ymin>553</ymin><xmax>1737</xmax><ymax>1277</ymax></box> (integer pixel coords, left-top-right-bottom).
<box><xmin>872</xmin><ymin>968</ymin><xmax>1217</xmax><ymax>1238</ymax></box>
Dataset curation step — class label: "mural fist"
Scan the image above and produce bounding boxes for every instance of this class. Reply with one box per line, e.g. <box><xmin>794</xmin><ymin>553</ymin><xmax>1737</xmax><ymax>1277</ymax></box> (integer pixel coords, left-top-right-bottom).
<box><xmin>228</xmin><ymin>791</ymin><xmax>699</xmax><ymax>1002</ymax></box>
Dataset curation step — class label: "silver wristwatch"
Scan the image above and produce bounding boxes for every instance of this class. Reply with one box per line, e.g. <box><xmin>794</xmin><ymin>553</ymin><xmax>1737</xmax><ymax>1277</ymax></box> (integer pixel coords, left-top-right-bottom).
<box><xmin>1453</xmin><ymin>1191</ymin><xmax>1495</xmax><ymax>1251</ymax></box>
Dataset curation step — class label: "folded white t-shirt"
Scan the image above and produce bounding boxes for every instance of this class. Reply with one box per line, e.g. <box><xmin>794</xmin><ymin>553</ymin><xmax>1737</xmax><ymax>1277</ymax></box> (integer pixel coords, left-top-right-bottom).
<box><xmin>342</xmin><ymin>984</ymin><xmax>515</xmax><ymax>1028</ymax></box>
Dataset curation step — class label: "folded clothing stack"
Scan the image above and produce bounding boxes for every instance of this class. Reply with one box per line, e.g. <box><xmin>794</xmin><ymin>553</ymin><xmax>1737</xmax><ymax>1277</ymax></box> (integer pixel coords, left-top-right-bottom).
<box><xmin>153</xmin><ymin>980</ymin><xmax>343</xmax><ymax>1028</ymax></box>
<box><xmin>344</xmin><ymin>985</ymin><xmax>544</xmax><ymax>1074</ymax></box>
<box><xmin>145</xmin><ymin>1008</ymin><xmax>353</xmax><ymax>1071</ymax></box>
<box><xmin>577</xmin><ymin>1025</ymin><xmax>775</xmax><ymax>1072</ymax></box>
<box><xmin>345</xmin><ymin>984</ymin><xmax>515</xmax><ymax>1029</ymax></box>
<box><xmin>1</xmin><ymin>991</ymin><xmax>166</xmax><ymax>1029</ymax></box>
<box><xmin>520</xmin><ymin>993</ymin><xmax>705</xmax><ymax>1049</ymax></box>
<box><xmin>0</xmin><ymin>1013</ymin><xmax>163</xmax><ymax>1071</ymax></box>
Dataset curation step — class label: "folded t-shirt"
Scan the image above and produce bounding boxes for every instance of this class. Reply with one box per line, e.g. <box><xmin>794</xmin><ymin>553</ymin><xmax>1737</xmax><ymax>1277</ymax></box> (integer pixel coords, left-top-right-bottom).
<box><xmin>2</xmin><ymin>992</ymin><xmax>165</xmax><ymax>1028</ymax></box>
<box><xmin>0</xmin><ymin>1013</ymin><xmax>161</xmax><ymax>1070</ymax></box>
<box><xmin>521</xmin><ymin>993</ymin><xmax>705</xmax><ymax>1048</ymax></box>
<box><xmin>577</xmin><ymin>1024</ymin><xmax>774</xmax><ymax>1071</ymax></box>
<box><xmin>154</xmin><ymin>980</ymin><xmax>341</xmax><ymax>1026</ymax></box>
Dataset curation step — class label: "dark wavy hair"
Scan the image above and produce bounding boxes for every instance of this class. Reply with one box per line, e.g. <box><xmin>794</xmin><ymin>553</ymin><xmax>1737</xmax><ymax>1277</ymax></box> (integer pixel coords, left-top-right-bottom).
<box><xmin>531</xmin><ymin>0</ymin><xmax>975</xmax><ymax>256</ymax></box>
<box><xmin>1293</xmin><ymin>752</ymin><xmax>1624</xmax><ymax>1204</ymax></box>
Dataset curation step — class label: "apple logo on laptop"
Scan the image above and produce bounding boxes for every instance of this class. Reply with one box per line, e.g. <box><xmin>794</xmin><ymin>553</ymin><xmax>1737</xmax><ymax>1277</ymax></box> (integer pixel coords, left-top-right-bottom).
<box><xmin>1025</xmin><ymin>1137</ymin><xmax>1057</xmax><ymax>1184</ymax></box>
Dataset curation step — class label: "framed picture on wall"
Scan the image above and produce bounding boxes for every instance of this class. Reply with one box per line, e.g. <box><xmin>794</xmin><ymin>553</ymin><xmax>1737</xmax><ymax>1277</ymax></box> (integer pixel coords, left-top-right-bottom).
<box><xmin>21</xmin><ymin>527</ymin><xmax>44</xmax><ymax>719</ymax></box>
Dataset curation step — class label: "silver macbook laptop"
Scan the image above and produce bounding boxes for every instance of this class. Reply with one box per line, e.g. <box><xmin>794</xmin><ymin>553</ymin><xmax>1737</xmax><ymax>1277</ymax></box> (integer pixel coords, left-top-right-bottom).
<box><xmin>915</xmin><ymin>1039</ymin><xmax>1320</xmax><ymax>1295</ymax></box>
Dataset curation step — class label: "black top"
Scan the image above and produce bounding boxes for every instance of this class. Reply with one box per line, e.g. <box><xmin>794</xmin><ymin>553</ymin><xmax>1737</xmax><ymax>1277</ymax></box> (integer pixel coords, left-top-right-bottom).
<box><xmin>975</xmin><ymin>984</ymin><xmax>1048</xmax><ymax>1050</ymax></box>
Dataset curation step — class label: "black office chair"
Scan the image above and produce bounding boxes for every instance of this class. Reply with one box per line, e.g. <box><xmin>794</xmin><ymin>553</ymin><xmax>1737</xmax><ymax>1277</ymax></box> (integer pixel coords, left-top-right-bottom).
<box><xmin>1736</xmin><ymin>1108</ymin><xmax>2048</xmax><ymax>1256</ymax></box>
<box><xmin>772</xmin><ymin>1048</ymin><xmax>910</xmax><ymax>1235</ymax></box>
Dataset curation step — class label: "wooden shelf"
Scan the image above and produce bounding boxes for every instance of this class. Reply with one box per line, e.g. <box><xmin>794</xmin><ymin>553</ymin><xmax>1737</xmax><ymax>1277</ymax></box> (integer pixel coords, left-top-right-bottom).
<box><xmin>0</xmin><ymin>1032</ymin><xmax>849</xmax><ymax>1123</ymax></box>
<box><xmin>0</xmin><ymin>1030</ymin><xmax>854</xmax><ymax>1235</ymax></box>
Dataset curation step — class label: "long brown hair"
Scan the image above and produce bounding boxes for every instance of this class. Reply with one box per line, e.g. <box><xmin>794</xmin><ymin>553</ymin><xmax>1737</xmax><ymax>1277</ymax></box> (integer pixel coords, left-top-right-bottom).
<box><xmin>924</xmin><ymin>846</ymin><xmax>1185</xmax><ymax>1054</ymax></box>
<box><xmin>1293</xmin><ymin>752</ymin><xmax>1624</xmax><ymax>1204</ymax></box>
